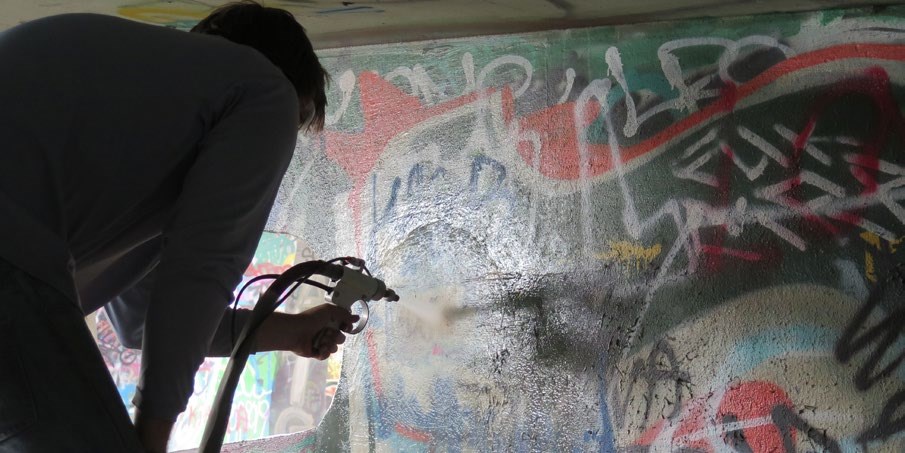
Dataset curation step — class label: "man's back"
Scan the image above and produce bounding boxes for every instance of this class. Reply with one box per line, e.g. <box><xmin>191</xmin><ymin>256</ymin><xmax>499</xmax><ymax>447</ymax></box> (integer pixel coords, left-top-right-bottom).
<box><xmin>0</xmin><ymin>13</ymin><xmax>300</xmax><ymax>425</ymax></box>
<box><xmin>0</xmin><ymin>13</ymin><xmax>298</xmax><ymax>308</ymax></box>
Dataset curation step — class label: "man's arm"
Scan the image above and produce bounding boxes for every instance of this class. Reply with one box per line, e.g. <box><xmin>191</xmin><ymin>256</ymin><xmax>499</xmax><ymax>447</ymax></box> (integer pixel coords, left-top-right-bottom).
<box><xmin>253</xmin><ymin>304</ymin><xmax>358</xmax><ymax>359</ymax></box>
<box><xmin>117</xmin><ymin>280</ymin><xmax>356</xmax><ymax>359</ymax></box>
<box><xmin>107</xmin><ymin>272</ymin><xmax>353</xmax><ymax>358</ymax></box>
<box><xmin>133</xmin><ymin>73</ymin><xmax>299</xmax><ymax>450</ymax></box>
<box><xmin>134</xmin><ymin>412</ymin><xmax>173</xmax><ymax>453</ymax></box>
<box><xmin>106</xmin><ymin>270</ymin><xmax>256</xmax><ymax>355</ymax></box>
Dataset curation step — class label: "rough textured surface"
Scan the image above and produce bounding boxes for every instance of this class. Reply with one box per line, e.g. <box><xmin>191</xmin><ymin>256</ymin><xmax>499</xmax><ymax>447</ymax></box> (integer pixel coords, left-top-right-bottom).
<box><xmin>1</xmin><ymin>0</ymin><xmax>903</xmax><ymax>48</ymax></box>
<box><xmin>229</xmin><ymin>5</ymin><xmax>905</xmax><ymax>452</ymax></box>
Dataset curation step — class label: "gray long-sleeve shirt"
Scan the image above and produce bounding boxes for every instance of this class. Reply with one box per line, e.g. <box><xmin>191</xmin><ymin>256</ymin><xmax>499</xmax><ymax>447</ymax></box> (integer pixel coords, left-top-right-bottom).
<box><xmin>0</xmin><ymin>14</ymin><xmax>299</xmax><ymax>421</ymax></box>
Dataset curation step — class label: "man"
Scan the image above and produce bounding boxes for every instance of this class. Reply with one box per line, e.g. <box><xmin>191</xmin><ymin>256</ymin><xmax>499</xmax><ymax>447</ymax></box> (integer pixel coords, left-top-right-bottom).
<box><xmin>0</xmin><ymin>2</ymin><xmax>354</xmax><ymax>452</ymax></box>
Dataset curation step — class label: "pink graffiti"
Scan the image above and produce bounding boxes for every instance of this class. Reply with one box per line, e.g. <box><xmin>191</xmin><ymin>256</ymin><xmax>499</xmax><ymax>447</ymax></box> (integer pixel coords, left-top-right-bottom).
<box><xmin>395</xmin><ymin>423</ymin><xmax>433</xmax><ymax>444</ymax></box>
<box><xmin>633</xmin><ymin>380</ymin><xmax>797</xmax><ymax>452</ymax></box>
<box><xmin>244</xmin><ymin>262</ymin><xmax>292</xmax><ymax>277</ymax></box>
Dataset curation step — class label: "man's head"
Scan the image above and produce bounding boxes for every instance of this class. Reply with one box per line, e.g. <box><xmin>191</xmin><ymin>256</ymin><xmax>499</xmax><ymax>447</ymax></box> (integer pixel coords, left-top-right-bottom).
<box><xmin>191</xmin><ymin>1</ymin><xmax>328</xmax><ymax>133</ymax></box>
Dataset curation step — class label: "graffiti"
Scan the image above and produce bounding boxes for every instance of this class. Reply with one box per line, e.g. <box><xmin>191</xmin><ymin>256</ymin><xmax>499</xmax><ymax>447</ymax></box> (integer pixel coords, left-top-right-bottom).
<box><xmin>597</xmin><ymin>241</ymin><xmax>663</xmax><ymax>271</ymax></box>
<box><xmin>95</xmin><ymin>311</ymin><xmax>141</xmax><ymax>406</ymax></box>
<box><xmin>836</xmin><ymin>271</ymin><xmax>905</xmax><ymax>391</ymax></box>
<box><xmin>87</xmin><ymin>4</ymin><xmax>905</xmax><ymax>451</ymax></box>
<box><xmin>836</xmin><ymin>268</ymin><xmax>905</xmax><ymax>445</ymax></box>
<box><xmin>604</xmin><ymin>53</ymin><xmax>905</xmax><ymax>292</ymax></box>
<box><xmin>769</xmin><ymin>404</ymin><xmax>842</xmax><ymax>453</ymax></box>
<box><xmin>609</xmin><ymin>341</ymin><xmax>690</xmax><ymax>432</ymax></box>
<box><xmin>96</xmin><ymin>314</ymin><xmax>140</xmax><ymax>367</ymax></box>
<box><xmin>609</xmin><ymin>285</ymin><xmax>899</xmax><ymax>452</ymax></box>
<box><xmin>629</xmin><ymin>380</ymin><xmax>842</xmax><ymax>452</ymax></box>
<box><xmin>859</xmin><ymin>390</ymin><xmax>905</xmax><ymax>445</ymax></box>
<box><xmin>252</xmin><ymin>6</ymin><xmax>905</xmax><ymax>452</ymax></box>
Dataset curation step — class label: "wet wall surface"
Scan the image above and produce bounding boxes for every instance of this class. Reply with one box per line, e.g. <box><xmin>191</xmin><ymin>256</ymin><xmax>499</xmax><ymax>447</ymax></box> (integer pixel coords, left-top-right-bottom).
<box><xmin>237</xmin><ymin>6</ymin><xmax>905</xmax><ymax>452</ymax></box>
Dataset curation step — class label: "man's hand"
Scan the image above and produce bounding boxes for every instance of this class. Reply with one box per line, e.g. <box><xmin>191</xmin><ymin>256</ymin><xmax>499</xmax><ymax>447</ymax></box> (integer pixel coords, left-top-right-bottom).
<box><xmin>285</xmin><ymin>304</ymin><xmax>359</xmax><ymax>360</ymax></box>
<box><xmin>134</xmin><ymin>410</ymin><xmax>173</xmax><ymax>453</ymax></box>
<box><xmin>255</xmin><ymin>304</ymin><xmax>359</xmax><ymax>360</ymax></box>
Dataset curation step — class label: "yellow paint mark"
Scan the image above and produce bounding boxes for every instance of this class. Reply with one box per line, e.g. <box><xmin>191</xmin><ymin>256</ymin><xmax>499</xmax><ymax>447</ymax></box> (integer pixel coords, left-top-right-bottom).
<box><xmin>889</xmin><ymin>236</ymin><xmax>905</xmax><ymax>253</ymax></box>
<box><xmin>283</xmin><ymin>253</ymin><xmax>296</xmax><ymax>266</ymax></box>
<box><xmin>861</xmin><ymin>231</ymin><xmax>882</xmax><ymax>251</ymax></box>
<box><xmin>118</xmin><ymin>2</ymin><xmax>210</xmax><ymax>27</ymax></box>
<box><xmin>596</xmin><ymin>241</ymin><xmax>662</xmax><ymax>270</ymax></box>
<box><xmin>865</xmin><ymin>251</ymin><xmax>877</xmax><ymax>283</ymax></box>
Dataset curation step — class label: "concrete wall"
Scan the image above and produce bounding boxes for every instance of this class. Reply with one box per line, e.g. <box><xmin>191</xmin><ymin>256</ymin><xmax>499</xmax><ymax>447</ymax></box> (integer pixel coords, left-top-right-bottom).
<box><xmin>235</xmin><ymin>5</ymin><xmax>905</xmax><ymax>452</ymax></box>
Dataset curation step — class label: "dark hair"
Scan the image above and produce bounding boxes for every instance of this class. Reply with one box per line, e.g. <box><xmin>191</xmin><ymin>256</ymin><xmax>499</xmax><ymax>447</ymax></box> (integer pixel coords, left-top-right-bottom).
<box><xmin>191</xmin><ymin>1</ymin><xmax>328</xmax><ymax>133</ymax></box>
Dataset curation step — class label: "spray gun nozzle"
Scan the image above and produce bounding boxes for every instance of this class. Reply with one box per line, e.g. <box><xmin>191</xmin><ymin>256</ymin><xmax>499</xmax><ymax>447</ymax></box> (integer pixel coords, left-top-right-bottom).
<box><xmin>342</xmin><ymin>256</ymin><xmax>367</xmax><ymax>268</ymax></box>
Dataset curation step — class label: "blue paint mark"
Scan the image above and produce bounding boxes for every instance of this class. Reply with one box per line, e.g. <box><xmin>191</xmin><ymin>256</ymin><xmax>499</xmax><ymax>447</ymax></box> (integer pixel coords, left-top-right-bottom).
<box><xmin>369</xmin><ymin>172</ymin><xmax>379</xmax><ymax>267</ymax></box>
<box><xmin>370</xmin><ymin>171</ymin><xmax>401</xmax><ymax>226</ymax></box>
<box><xmin>590</xmin><ymin>352</ymin><xmax>617</xmax><ymax>452</ymax></box>
<box><xmin>406</xmin><ymin>164</ymin><xmax>423</xmax><ymax>196</ymax></box>
<box><xmin>717</xmin><ymin>325</ymin><xmax>837</xmax><ymax>380</ymax></box>
<box><xmin>469</xmin><ymin>155</ymin><xmax>507</xmax><ymax>191</ymax></box>
<box><xmin>317</xmin><ymin>6</ymin><xmax>383</xmax><ymax>14</ymax></box>
<box><xmin>834</xmin><ymin>259</ymin><xmax>869</xmax><ymax>302</ymax></box>
<box><xmin>383</xmin><ymin>177</ymin><xmax>401</xmax><ymax>220</ymax></box>
<box><xmin>430</xmin><ymin>167</ymin><xmax>447</xmax><ymax>181</ymax></box>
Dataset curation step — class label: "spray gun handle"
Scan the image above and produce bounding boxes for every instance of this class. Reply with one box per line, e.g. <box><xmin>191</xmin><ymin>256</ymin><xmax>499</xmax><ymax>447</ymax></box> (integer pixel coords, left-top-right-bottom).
<box><xmin>311</xmin><ymin>264</ymin><xmax>398</xmax><ymax>355</ymax></box>
<box><xmin>311</xmin><ymin>303</ymin><xmax>370</xmax><ymax>358</ymax></box>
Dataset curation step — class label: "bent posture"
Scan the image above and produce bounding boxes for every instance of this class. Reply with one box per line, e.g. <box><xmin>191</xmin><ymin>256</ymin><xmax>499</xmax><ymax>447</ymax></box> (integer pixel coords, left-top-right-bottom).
<box><xmin>0</xmin><ymin>3</ymin><xmax>350</xmax><ymax>452</ymax></box>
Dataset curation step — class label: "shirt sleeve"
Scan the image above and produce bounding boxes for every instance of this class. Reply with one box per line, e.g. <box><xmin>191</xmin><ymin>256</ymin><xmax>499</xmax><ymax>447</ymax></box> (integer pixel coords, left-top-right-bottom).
<box><xmin>132</xmin><ymin>75</ymin><xmax>299</xmax><ymax>422</ymax></box>
<box><xmin>105</xmin><ymin>265</ymin><xmax>256</xmax><ymax>356</ymax></box>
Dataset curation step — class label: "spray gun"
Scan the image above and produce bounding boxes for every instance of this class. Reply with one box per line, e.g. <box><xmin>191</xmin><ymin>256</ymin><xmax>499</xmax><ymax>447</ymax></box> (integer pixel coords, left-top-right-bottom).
<box><xmin>312</xmin><ymin>258</ymin><xmax>399</xmax><ymax>354</ymax></box>
<box><xmin>200</xmin><ymin>257</ymin><xmax>398</xmax><ymax>453</ymax></box>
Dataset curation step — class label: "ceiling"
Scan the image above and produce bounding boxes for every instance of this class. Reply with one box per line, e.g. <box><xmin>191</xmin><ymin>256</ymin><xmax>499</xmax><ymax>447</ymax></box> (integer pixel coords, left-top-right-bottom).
<box><xmin>1</xmin><ymin>0</ymin><xmax>902</xmax><ymax>49</ymax></box>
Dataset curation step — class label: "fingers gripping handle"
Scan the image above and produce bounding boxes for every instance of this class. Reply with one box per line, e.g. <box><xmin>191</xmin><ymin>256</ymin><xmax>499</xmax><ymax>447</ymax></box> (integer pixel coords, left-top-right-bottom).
<box><xmin>312</xmin><ymin>265</ymin><xmax>397</xmax><ymax>354</ymax></box>
<box><xmin>346</xmin><ymin>300</ymin><xmax>370</xmax><ymax>334</ymax></box>
<box><xmin>311</xmin><ymin>301</ymin><xmax>369</xmax><ymax>356</ymax></box>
